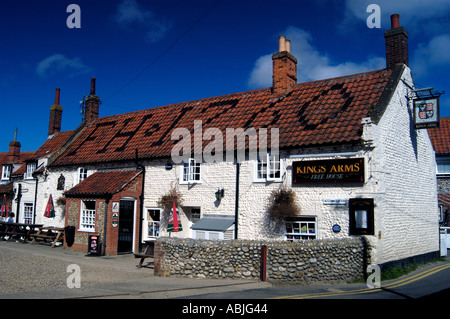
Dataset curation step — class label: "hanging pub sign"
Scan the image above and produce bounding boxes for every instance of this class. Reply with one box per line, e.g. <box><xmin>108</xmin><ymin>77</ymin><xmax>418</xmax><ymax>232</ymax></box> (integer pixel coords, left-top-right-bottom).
<box><xmin>292</xmin><ymin>158</ymin><xmax>365</xmax><ymax>185</ymax></box>
<box><xmin>414</xmin><ymin>97</ymin><xmax>440</xmax><ymax>129</ymax></box>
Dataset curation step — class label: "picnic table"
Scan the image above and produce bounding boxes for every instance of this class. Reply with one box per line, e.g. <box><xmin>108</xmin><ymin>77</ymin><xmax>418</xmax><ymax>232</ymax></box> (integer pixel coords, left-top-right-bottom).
<box><xmin>0</xmin><ymin>222</ymin><xmax>43</xmax><ymax>243</ymax></box>
<box><xmin>134</xmin><ymin>240</ymin><xmax>154</xmax><ymax>268</ymax></box>
<box><xmin>30</xmin><ymin>226</ymin><xmax>65</xmax><ymax>248</ymax></box>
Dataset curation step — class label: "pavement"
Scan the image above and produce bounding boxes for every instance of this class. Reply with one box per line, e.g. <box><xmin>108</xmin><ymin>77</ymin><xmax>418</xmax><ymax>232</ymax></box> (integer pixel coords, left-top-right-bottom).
<box><xmin>0</xmin><ymin>240</ymin><xmax>271</xmax><ymax>299</ymax></box>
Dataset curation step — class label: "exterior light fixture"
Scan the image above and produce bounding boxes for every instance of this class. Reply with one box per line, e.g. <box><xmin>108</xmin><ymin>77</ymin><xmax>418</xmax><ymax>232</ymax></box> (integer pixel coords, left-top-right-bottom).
<box><xmin>215</xmin><ymin>189</ymin><xmax>224</xmax><ymax>201</ymax></box>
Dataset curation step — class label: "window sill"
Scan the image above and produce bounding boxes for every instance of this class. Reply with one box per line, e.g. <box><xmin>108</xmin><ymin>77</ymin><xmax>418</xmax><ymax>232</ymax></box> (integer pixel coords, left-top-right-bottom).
<box><xmin>77</xmin><ymin>228</ymin><xmax>96</xmax><ymax>233</ymax></box>
<box><xmin>179</xmin><ymin>180</ymin><xmax>202</xmax><ymax>185</ymax></box>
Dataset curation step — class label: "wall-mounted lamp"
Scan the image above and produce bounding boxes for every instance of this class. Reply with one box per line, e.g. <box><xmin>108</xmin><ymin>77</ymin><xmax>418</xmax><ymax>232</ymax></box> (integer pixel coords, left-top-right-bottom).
<box><xmin>215</xmin><ymin>188</ymin><xmax>224</xmax><ymax>201</ymax></box>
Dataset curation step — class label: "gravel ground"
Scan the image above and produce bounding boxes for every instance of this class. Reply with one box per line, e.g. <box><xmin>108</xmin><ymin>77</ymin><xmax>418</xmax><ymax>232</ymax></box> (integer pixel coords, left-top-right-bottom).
<box><xmin>0</xmin><ymin>240</ymin><xmax>153</xmax><ymax>295</ymax></box>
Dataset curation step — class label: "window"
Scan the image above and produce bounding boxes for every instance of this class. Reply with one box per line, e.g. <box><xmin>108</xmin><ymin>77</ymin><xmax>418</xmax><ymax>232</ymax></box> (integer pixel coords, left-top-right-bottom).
<box><xmin>78</xmin><ymin>168</ymin><xmax>88</xmax><ymax>184</ymax></box>
<box><xmin>182</xmin><ymin>159</ymin><xmax>201</xmax><ymax>183</ymax></box>
<box><xmin>1</xmin><ymin>165</ymin><xmax>11</xmax><ymax>181</ymax></box>
<box><xmin>255</xmin><ymin>153</ymin><xmax>283</xmax><ymax>182</ymax></box>
<box><xmin>193</xmin><ymin>230</ymin><xmax>222</xmax><ymax>240</ymax></box>
<box><xmin>23</xmin><ymin>203</ymin><xmax>34</xmax><ymax>224</ymax></box>
<box><xmin>80</xmin><ymin>200</ymin><xmax>96</xmax><ymax>231</ymax></box>
<box><xmin>25</xmin><ymin>162</ymin><xmax>36</xmax><ymax>179</ymax></box>
<box><xmin>190</xmin><ymin>208</ymin><xmax>201</xmax><ymax>224</ymax></box>
<box><xmin>285</xmin><ymin>217</ymin><xmax>317</xmax><ymax>241</ymax></box>
<box><xmin>436</xmin><ymin>157</ymin><xmax>450</xmax><ymax>176</ymax></box>
<box><xmin>146</xmin><ymin>208</ymin><xmax>161</xmax><ymax>239</ymax></box>
<box><xmin>349</xmin><ymin>198</ymin><xmax>374</xmax><ymax>235</ymax></box>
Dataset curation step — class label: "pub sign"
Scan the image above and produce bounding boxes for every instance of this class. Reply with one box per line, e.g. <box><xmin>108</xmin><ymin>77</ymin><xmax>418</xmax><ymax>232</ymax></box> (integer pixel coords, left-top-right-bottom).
<box><xmin>292</xmin><ymin>158</ymin><xmax>365</xmax><ymax>185</ymax></box>
<box><xmin>413</xmin><ymin>97</ymin><xmax>439</xmax><ymax>129</ymax></box>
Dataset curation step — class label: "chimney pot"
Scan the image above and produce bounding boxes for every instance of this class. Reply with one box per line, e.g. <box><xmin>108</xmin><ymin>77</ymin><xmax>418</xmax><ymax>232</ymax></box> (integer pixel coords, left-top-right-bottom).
<box><xmin>90</xmin><ymin>77</ymin><xmax>96</xmax><ymax>95</ymax></box>
<box><xmin>390</xmin><ymin>14</ymin><xmax>400</xmax><ymax>29</ymax></box>
<box><xmin>285</xmin><ymin>39</ymin><xmax>291</xmax><ymax>53</ymax></box>
<box><xmin>278</xmin><ymin>35</ymin><xmax>286</xmax><ymax>52</ymax></box>
<box><xmin>54</xmin><ymin>88</ymin><xmax>60</xmax><ymax>105</ymax></box>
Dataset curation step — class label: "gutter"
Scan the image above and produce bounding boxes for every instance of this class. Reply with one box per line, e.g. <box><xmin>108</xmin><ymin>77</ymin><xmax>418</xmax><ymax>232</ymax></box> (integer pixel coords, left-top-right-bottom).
<box><xmin>234</xmin><ymin>161</ymin><xmax>240</xmax><ymax>239</ymax></box>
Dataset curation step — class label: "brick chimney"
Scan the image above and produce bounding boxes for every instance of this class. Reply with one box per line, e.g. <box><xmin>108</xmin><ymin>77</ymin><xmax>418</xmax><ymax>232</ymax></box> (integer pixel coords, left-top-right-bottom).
<box><xmin>384</xmin><ymin>14</ymin><xmax>409</xmax><ymax>69</ymax></box>
<box><xmin>8</xmin><ymin>128</ymin><xmax>20</xmax><ymax>163</ymax></box>
<box><xmin>48</xmin><ymin>88</ymin><xmax>63</xmax><ymax>136</ymax></box>
<box><xmin>272</xmin><ymin>35</ymin><xmax>298</xmax><ymax>95</ymax></box>
<box><xmin>85</xmin><ymin>77</ymin><xmax>100</xmax><ymax>124</ymax></box>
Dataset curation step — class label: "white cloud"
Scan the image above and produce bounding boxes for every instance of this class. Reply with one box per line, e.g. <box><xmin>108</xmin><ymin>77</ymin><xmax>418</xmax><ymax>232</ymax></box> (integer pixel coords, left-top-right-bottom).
<box><xmin>112</xmin><ymin>0</ymin><xmax>171</xmax><ymax>43</ymax></box>
<box><xmin>412</xmin><ymin>34</ymin><xmax>450</xmax><ymax>77</ymax></box>
<box><xmin>248</xmin><ymin>26</ymin><xmax>385</xmax><ymax>89</ymax></box>
<box><xmin>36</xmin><ymin>54</ymin><xmax>92</xmax><ymax>78</ymax></box>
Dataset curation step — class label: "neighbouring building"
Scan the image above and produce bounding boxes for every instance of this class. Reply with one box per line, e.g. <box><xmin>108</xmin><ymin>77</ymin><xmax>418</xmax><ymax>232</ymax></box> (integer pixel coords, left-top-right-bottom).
<box><xmin>37</xmin><ymin>14</ymin><xmax>440</xmax><ymax>265</ymax></box>
<box><xmin>6</xmin><ymin>88</ymin><xmax>78</xmax><ymax>227</ymax></box>
<box><xmin>0</xmin><ymin>130</ymin><xmax>35</xmax><ymax>222</ymax></box>
<box><xmin>428</xmin><ymin>117</ymin><xmax>450</xmax><ymax>226</ymax></box>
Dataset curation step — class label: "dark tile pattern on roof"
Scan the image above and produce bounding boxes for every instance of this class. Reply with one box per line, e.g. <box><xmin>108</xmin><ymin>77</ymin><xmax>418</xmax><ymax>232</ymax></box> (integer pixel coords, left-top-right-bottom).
<box><xmin>51</xmin><ymin>68</ymin><xmax>395</xmax><ymax>166</ymax></box>
<box><xmin>428</xmin><ymin>117</ymin><xmax>450</xmax><ymax>155</ymax></box>
<box><xmin>64</xmin><ymin>170</ymin><xmax>141</xmax><ymax>196</ymax></box>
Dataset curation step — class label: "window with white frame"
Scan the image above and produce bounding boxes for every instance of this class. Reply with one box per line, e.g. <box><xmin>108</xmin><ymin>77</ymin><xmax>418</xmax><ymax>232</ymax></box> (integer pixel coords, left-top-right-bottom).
<box><xmin>285</xmin><ymin>217</ymin><xmax>317</xmax><ymax>241</ymax></box>
<box><xmin>436</xmin><ymin>157</ymin><xmax>450</xmax><ymax>176</ymax></box>
<box><xmin>80</xmin><ymin>200</ymin><xmax>96</xmax><ymax>231</ymax></box>
<box><xmin>182</xmin><ymin>158</ymin><xmax>201</xmax><ymax>183</ymax></box>
<box><xmin>23</xmin><ymin>202</ymin><xmax>34</xmax><ymax>224</ymax></box>
<box><xmin>25</xmin><ymin>162</ymin><xmax>36</xmax><ymax>179</ymax></box>
<box><xmin>1</xmin><ymin>165</ymin><xmax>11</xmax><ymax>181</ymax></box>
<box><xmin>77</xmin><ymin>168</ymin><xmax>88</xmax><ymax>184</ymax></box>
<box><xmin>146</xmin><ymin>208</ymin><xmax>161</xmax><ymax>239</ymax></box>
<box><xmin>255</xmin><ymin>153</ymin><xmax>283</xmax><ymax>182</ymax></box>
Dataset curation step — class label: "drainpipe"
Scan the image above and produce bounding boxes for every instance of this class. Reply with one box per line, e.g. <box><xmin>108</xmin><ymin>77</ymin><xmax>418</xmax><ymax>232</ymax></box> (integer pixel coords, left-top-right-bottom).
<box><xmin>136</xmin><ymin>148</ymin><xmax>145</xmax><ymax>253</ymax></box>
<box><xmin>33</xmin><ymin>175</ymin><xmax>38</xmax><ymax>224</ymax></box>
<box><xmin>15</xmin><ymin>183</ymin><xmax>22</xmax><ymax>223</ymax></box>
<box><xmin>234</xmin><ymin>161</ymin><xmax>240</xmax><ymax>239</ymax></box>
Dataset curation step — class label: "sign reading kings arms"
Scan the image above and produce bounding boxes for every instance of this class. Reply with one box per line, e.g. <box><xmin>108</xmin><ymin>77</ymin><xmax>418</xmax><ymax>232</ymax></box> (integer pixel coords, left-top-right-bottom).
<box><xmin>292</xmin><ymin>158</ymin><xmax>365</xmax><ymax>185</ymax></box>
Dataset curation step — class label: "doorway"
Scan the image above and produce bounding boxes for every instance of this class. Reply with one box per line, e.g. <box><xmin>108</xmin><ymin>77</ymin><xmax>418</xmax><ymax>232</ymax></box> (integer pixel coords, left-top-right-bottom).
<box><xmin>118</xmin><ymin>199</ymin><xmax>135</xmax><ymax>253</ymax></box>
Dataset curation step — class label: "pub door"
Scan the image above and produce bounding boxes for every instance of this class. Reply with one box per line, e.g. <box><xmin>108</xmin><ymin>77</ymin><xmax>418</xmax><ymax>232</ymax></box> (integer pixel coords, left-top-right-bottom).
<box><xmin>118</xmin><ymin>199</ymin><xmax>135</xmax><ymax>254</ymax></box>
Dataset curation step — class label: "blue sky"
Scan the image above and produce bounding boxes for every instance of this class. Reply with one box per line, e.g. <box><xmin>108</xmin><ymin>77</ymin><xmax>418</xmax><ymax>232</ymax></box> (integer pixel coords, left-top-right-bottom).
<box><xmin>1</xmin><ymin>0</ymin><xmax>450</xmax><ymax>151</ymax></box>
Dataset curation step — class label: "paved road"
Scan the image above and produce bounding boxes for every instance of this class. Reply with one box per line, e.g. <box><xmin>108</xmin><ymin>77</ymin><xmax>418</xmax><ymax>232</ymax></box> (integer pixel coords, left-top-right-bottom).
<box><xmin>177</xmin><ymin>255</ymin><xmax>450</xmax><ymax>300</ymax></box>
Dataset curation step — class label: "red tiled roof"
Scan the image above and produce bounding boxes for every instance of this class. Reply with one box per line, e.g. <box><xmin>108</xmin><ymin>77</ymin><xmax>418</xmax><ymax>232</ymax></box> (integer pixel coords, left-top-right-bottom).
<box><xmin>33</xmin><ymin>130</ymin><xmax>75</xmax><ymax>159</ymax></box>
<box><xmin>428</xmin><ymin>117</ymin><xmax>450</xmax><ymax>155</ymax></box>
<box><xmin>0</xmin><ymin>181</ymin><xmax>13</xmax><ymax>194</ymax></box>
<box><xmin>51</xmin><ymin>67</ymin><xmax>399</xmax><ymax>166</ymax></box>
<box><xmin>0</xmin><ymin>151</ymin><xmax>36</xmax><ymax>178</ymax></box>
<box><xmin>64</xmin><ymin>170</ymin><xmax>142</xmax><ymax>196</ymax></box>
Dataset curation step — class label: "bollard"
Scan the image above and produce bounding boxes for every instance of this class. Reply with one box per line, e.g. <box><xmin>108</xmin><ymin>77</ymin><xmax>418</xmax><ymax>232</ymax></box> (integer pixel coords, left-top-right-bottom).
<box><xmin>261</xmin><ymin>245</ymin><xmax>267</xmax><ymax>282</ymax></box>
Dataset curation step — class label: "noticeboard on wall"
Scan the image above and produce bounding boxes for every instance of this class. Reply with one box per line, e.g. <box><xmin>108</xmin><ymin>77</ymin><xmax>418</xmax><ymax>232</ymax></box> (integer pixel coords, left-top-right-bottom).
<box><xmin>414</xmin><ymin>97</ymin><xmax>440</xmax><ymax>129</ymax></box>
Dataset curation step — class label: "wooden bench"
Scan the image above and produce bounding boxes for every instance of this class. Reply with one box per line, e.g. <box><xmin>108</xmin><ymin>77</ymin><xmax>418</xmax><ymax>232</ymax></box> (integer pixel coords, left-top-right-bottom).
<box><xmin>30</xmin><ymin>226</ymin><xmax>65</xmax><ymax>248</ymax></box>
<box><xmin>0</xmin><ymin>222</ymin><xmax>43</xmax><ymax>243</ymax></box>
<box><xmin>134</xmin><ymin>240</ymin><xmax>154</xmax><ymax>268</ymax></box>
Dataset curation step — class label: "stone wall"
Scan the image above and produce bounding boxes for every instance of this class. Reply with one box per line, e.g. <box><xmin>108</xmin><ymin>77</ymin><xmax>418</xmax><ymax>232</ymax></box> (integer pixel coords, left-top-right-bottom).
<box><xmin>154</xmin><ymin>237</ymin><xmax>369</xmax><ymax>285</ymax></box>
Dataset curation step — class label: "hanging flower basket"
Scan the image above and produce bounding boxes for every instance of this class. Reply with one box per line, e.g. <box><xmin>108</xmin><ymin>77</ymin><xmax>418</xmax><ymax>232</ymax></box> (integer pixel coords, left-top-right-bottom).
<box><xmin>157</xmin><ymin>184</ymin><xmax>183</xmax><ymax>211</ymax></box>
<box><xmin>267</xmin><ymin>187</ymin><xmax>301</xmax><ymax>219</ymax></box>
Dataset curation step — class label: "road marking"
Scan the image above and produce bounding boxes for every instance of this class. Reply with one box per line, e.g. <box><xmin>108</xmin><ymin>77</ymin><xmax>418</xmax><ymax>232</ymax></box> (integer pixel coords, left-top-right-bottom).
<box><xmin>272</xmin><ymin>263</ymin><xmax>450</xmax><ymax>299</ymax></box>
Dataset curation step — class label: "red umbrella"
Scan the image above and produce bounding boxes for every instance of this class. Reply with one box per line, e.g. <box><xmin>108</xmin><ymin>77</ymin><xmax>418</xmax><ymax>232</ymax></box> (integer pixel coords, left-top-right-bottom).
<box><xmin>1</xmin><ymin>195</ymin><xmax>8</xmax><ymax>218</ymax></box>
<box><xmin>168</xmin><ymin>198</ymin><xmax>182</xmax><ymax>232</ymax></box>
<box><xmin>44</xmin><ymin>194</ymin><xmax>55</xmax><ymax>218</ymax></box>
